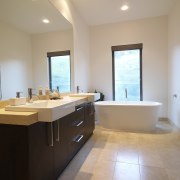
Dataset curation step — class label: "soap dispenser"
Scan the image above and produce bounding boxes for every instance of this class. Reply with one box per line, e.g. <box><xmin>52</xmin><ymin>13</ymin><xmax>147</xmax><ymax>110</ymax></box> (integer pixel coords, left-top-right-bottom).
<box><xmin>45</xmin><ymin>87</ymin><xmax>50</xmax><ymax>96</ymax></box>
<box><xmin>39</xmin><ymin>86</ymin><xmax>43</xmax><ymax>96</ymax></box>
<box><xmin>9</xmin><ymin>92</ymin><xmax>26</xmax><ymax>106</ymax></box>
<box><xmin>45</xmin><ymin>87</ymin><xmax>50</xmax><ymax>100</ymax></box>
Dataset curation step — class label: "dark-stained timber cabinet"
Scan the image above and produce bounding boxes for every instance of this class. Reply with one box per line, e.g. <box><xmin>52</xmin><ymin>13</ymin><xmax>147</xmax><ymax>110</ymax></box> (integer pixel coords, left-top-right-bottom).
<box><xmin>0</xmin><ymin>102</ymin><xmax>95</xmax><ymax>180</ymax></box>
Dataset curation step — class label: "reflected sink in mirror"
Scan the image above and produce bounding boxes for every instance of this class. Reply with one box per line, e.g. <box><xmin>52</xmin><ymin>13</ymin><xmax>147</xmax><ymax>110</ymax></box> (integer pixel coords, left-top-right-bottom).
<box><xmin>5</xmin><ymin>100</ymin><xmax>75</xmax><ymax>122</ymax></box>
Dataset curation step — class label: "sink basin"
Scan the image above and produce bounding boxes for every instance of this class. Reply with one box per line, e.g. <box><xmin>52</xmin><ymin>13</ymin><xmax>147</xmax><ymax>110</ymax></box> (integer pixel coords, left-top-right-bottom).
<box><xmin>5</xmin><ymin>100</ymin><xmax>75</xmax><ymax>122</ymax></box>
<box><xmin>69</xmin><ymin>93</ymin><xmax>100</xmax><ymax>102</ymax></box>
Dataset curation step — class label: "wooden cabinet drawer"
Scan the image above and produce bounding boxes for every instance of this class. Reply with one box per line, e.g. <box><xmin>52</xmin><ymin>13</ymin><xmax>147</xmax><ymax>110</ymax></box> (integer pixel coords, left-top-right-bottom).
<box><xmin>63</xmin><ymin>104</ymin><xmax>85</xmax><ymax>141</ymax></box>
<box><xmin>68</xmin><ymin>130</ymin><xmax>86</xmax><ymax>161</ymax></box>
<box><xmin>75</xmin><ymin>104</ymin><xmax>85</xmax><ymax>120</ymax></box>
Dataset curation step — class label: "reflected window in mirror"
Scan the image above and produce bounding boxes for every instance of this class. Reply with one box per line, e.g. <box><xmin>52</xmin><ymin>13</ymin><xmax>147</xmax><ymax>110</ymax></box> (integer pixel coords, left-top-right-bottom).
<box><xmin>47</xmin><ymin>51</ymin><xmax>71</xmax><ymax>92</ymax></box>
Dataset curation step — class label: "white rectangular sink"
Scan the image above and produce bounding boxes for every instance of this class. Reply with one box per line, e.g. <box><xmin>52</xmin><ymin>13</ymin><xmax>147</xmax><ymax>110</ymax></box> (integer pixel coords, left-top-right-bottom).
<box><xmin>69</xmin><ymin>93</ymin><xmax>100</xmax><ymax>102</ymax></box>
<box><xmin>5</xmin><ymin>100</ymin><xmax>75</xmax><ymax>122</ymax></box>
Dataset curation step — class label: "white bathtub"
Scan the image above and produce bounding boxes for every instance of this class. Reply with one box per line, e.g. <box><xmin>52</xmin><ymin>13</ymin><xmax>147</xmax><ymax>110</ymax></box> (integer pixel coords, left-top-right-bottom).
<box><xmin>95</xmin><ymin>101</ymin><xmax>162</xmax><ymax>132</ymax></box>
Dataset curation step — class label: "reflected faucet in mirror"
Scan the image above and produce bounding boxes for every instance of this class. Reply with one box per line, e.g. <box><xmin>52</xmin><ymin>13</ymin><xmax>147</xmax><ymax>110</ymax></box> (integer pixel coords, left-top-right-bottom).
<box><xmin>16</xmin><ymin>92</ymin><xmax>23</xmax><ymax>98</ymax></box>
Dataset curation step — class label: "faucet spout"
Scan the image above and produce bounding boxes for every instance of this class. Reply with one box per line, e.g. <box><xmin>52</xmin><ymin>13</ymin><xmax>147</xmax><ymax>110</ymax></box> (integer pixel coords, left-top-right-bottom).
<box><xmin>77</xmin><ymin>86</ymin><xmax>80</xmax><ymax>94</ymax></box>
<box><xmin>125</xmin><ymin>88</ymin><xmax>128</xmax><ymax>100</ymax></box>
<box><xmin>28</xmin><ymin>88</ymin><xmax>33</xmax><ymax>103</ymax></box>
<box><xmin>16</xmin><ymin>91</ymin><xmax>23</xmax><ymax>98</ymax></box>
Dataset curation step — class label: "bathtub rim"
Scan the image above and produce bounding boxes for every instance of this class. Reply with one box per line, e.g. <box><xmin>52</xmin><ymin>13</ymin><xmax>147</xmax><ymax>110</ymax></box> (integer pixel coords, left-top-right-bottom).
<box><xmin>94</xmin><ymin>101</ymin><xmax>162</xmax><ymax>107</ymax></box>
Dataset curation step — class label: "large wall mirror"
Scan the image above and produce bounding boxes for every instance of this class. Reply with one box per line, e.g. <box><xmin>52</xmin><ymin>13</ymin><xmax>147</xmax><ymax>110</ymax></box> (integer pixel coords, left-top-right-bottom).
<box><xmin>0</xmin><ymin>0</ymin><xmax>73</xmax><ymax>100</ymax></box>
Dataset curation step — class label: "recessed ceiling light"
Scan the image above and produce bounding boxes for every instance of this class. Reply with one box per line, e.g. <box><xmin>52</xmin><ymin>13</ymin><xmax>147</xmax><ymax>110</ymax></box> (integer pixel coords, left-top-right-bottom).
<box><xmin>42</xmin><ymin>19</ymin><xmax>50</xmax><ymax>24</ymax></box>
<box><xmin>121</xmin><ymin>5</ymin><xmax>129</xmax><ymax>11</ymax></box>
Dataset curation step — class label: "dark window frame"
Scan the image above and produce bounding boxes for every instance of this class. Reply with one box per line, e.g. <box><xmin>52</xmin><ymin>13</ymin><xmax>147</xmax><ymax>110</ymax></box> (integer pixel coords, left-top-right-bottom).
<box><xmin>47</xmin><ymin>50</ymin><xmax>71</xmax><ymax>91</ymax></box>
<box><xmin>112</xmin><ymin>43</ymin><xmax>143</xmax><ymax>101</ymax></box>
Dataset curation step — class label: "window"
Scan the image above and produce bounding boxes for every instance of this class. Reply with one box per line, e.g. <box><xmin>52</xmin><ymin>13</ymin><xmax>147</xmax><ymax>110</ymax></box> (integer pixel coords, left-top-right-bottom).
<box><xmin>47</xmin><ymin>50</ymin><xmax>71</xmax><ymax>92</ymax></box>
<box><xmin>112</xmin><ymin>44</ymin><xmax>143</xmax><ymax>101</ymax></box>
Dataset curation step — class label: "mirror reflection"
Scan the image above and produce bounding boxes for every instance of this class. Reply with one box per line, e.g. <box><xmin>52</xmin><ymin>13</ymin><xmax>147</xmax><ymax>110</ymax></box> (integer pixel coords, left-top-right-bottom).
<box><xmin>0</xmin><ymin>0</ymin><xmax>73</xmax><ymax>100</ymax></box>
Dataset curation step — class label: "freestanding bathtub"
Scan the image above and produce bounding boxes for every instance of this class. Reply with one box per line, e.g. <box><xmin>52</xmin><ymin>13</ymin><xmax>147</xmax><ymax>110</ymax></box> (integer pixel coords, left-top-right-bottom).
<box><xmin>95</xmin><ymin>101</ymin><xmax>162</xmax><ymax>132</ymax></box>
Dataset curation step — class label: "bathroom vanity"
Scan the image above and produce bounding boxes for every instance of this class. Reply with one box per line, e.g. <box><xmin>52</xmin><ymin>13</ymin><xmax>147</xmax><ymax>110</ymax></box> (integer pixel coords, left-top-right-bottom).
<box><xmin>0</xmin><ymin>97</ymin><xmax>95</xmax><ymax>180</ymax></box>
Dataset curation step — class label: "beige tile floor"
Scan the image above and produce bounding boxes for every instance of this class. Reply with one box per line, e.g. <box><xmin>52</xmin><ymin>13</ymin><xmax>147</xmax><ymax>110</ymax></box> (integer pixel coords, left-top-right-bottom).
<box><xmin>58</xmin><ymin>120</ymin><xmax>180</xmax><ymax>180</ymax></box>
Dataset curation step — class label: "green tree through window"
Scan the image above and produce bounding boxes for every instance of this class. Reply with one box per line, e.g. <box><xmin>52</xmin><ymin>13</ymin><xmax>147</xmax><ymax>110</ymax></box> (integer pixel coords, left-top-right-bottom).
<box><xmin>112</xmin><ymin>44</ymin><xmax>143</xmax><ymax>101</ymax></box>
<box><xmin>47</xmin><ymin>51</ymin><xmax>71</xmax><ymax>92</ymax></box>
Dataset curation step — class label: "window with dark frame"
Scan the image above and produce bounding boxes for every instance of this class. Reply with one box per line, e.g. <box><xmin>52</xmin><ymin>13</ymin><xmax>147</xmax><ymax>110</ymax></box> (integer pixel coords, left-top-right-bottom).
<box><xmin>112</xmin><ymin>43</ymin><xmax>143</xmax><ymax>101</ymax></box>
<box><xmin>47</xmin><ymin>50</ymin><xmax>71</xmax><ymax>93</ymax></box>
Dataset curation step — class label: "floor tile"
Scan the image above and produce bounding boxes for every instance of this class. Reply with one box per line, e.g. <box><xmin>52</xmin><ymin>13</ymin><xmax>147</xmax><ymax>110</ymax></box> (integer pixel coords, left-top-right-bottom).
<box><xmin>140</xmin><ymin>165</ymin><xmax>169</xmax><ymax>180</ymax></box>
<box><xmin>117</xmin><ymin>149</ymin><xmax>139</xmax><ymax>164</ymax></box>
<box><xmin>113</xmin><ymin>162</ymin><xmax>140</xmax><ymax>180</ymax></box>
<box><xmin>79</xmin><ymin>156</ymin><xmax>97</xmax><ymax>173</ymax></box>
<box><xmin>58</xmin><ymin>171</ymin><xmax>93</xmax><ymax>180</ymax></box>
<box><xmin>139</xmin><ymin>152</ymin><xmax>164</xmax><ymax>168</ymax></box>
<box><xmin>93</xmin><ymin>159</ymin><xmax>116</xmax><ymax>179</ymax></box>
<box><xmin>104</xmin><ymin>142</ymin><xmax>119</xmax><ymax>150</ymax></box>
<box><xmin>98</xmin><ymin>149</ymin><xmax>118</xmax><ymax>161</ymax></box>
<box><xmin>166</xmin><ymin>169</ymin><xmax>180</xmax><ymax>180</ymax></box>
<box><xmin>91</xmin><ymin>173</ymin><xmax>113</xmax><ymax>180</ymax></box>
<box><xmin>58</xmin><ymin>120</ymin><xmax>179</xmax><ymax>180</ymax></box>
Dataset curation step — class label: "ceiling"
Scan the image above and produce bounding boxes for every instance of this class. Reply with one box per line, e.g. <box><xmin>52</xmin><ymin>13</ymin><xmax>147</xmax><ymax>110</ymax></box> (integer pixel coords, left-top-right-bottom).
<box><xmin>0</xmin><ymin>0</ymin><xmax>72</xmax><ymax>34</ymax></box>
<box><xmin>0</xmin><ymin>0</ymin><xmax>177</xmax><ymax>34</ymax></box>
<box><xmin>70</xmin><ymin>0</ymin><xmax>177</xmax><ymax>25</ymax></box>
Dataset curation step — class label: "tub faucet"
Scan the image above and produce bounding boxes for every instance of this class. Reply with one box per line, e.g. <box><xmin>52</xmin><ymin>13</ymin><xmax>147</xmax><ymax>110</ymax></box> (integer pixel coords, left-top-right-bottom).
<box><xmin>125</xmin><ymin>88</ymin><xmax>128</xmax><ymax>100</ymax></box>
<box><xmin>57</xmin><ymin>86</ymin><xmax>59</xmax><ymax>93</ymax></box>
<box><xmin>56</xmin><ymin>86</ymin><xmax>61</xmax><ymax>98</ymax></box>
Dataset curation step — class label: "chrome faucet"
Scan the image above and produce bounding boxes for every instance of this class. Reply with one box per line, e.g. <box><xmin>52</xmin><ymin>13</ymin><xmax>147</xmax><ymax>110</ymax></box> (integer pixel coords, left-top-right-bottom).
<box><xmin>56</xmin><ymin>86</ymin><xmax>61</xmax><ymax>98</ymax></box>
<box><xmin>28</xmin><ymin>88</ymin><xmax>33</xmax><ymax>102</ymax></box>
<box><xmin>125</xmin><ymin>88</ymin><xmax>128</xmax><ymax>100</ymax></box>
<box><xmin>77</xmin><ymin>86</ymin><xmax>80</xmax><ymax>94</ymax></box>
<box><xmin>28</xmin><ymin>88</ymin><xmax>41</xmax><ymax>102</ymax></box>
<box><xmin>16</xmin><ymin>92</ymin><xmax>23</xmax><ymax>98</ymax></box>
<box><xmin>57</xmin><ymin>86</ymin><xmax>60</xmax><ymax>93</ymax></box>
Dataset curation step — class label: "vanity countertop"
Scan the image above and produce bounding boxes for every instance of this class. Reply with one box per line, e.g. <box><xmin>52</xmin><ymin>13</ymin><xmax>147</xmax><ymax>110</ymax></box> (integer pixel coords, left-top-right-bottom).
<box><xmin>0</xmin><ymin>108</ymin><xmax>38</xmax><ymax>125</ymax></box>
<box><xmin>0</xmin><ymin>97</ymin><xmax>87</xmax><ymax>126</ymax></box>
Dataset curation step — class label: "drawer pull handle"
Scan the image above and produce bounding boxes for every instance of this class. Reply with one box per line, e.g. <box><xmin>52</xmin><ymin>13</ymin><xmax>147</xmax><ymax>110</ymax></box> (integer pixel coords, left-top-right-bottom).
<box><xmin>76</xmin><ymin>135</ymin><xmax>84</xmax><ymax>143</ymax></box>
<box><xmin>76</xmin><ymin>121</ymin><xmax>83</xmax><ymax>127</ymax></box>
<box><xmin>76</xmin><ymin>107</ymin><xmax>83</xmax><ymax>111</ymax></box>
<box><xmin>56</xmin><ymin>120</ymin><xmax>60</xmax><ymax>142</ymax></box>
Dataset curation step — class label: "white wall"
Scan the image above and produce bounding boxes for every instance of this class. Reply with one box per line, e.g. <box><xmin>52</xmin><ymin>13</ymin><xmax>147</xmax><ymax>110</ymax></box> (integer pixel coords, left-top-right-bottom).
<box><xmin>168</xmin><ymin>1</ymin><xmax>180</xmax><ymax>127</ymax></box>
<box><xmin>31</xmin><ymin>29</ymin><xmax>73</xmax><ymax>92</ymax></box>
<box><xmin>0</xmin><ymin>21</ymin><xmax>33</xmax><ymax>99</ymax></box>
<box><xmin>49</xmin><ymin>0</ymin><xmax>90</xmax><ymax>92</ymax></box>
<box><xmin>90</xmin><ymin>16</ymin><xmax>168</xmax><ymax>117</ymax></box>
